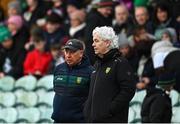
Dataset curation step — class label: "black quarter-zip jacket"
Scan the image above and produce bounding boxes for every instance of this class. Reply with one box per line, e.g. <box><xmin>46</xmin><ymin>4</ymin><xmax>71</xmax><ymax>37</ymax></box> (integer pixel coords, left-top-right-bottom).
<box><xmin>84</xmin><ymin>49</ymin><xmax>136</xmax><ymax>122</ymax></box>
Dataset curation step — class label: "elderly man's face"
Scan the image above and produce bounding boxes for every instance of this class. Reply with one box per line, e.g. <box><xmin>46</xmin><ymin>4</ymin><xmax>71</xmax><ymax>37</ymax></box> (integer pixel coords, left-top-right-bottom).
<box><xmin>115</xmin><ymin>6</ymin><xmax>128</xmax><ymax>24</ymax></box>
<box><xmin>92</xmin><ymin>33</ymin><xmax>110</xmax><ymax>57</ymax></box>
<box><xmin>64</xmin><ymin>49</ymin><xmax>83</xmax><ymax>66</ymax></box>
<box><xmin>135</xmin><ymin>7</ymin><xmax>149</xmax><ymax>25</ymax></box>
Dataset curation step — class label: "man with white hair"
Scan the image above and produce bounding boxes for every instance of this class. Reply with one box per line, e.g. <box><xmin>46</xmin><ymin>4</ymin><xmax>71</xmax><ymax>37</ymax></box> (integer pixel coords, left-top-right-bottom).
<box><xmin>84</xmin><ymin>26</ymin><xmax>136</xmax><ymax>122</ymax></box>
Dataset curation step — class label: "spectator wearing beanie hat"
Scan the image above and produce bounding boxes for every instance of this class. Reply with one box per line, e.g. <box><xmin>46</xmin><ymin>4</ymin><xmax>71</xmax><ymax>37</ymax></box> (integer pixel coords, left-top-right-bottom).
<box><xmin>7</xmin><ymin>15</ymin><xmax>23</xmax><ymax>35</ymax></box>
<box><xmin>7</xmin><ymin>15</ymin><xmax>29</xmax><ymax>51</ymax></box>
<box><xmin>44</xmin><ymin>9</ymin><xmax>66</xmax><ymax>51</ymax></box>
<box><xmin>0</xmin><ymin>25</ymin><xmax>26</xmax><ymax>79</ymax></box>
<box><xmin>8</xmin><ymin>0</ymin><xmax>22</xmax><ymax>17</ymax></box>
<box><xmin>141</xmin><ymin>72</ymin><xmax>175</xmax><ymax>123</ymax></box>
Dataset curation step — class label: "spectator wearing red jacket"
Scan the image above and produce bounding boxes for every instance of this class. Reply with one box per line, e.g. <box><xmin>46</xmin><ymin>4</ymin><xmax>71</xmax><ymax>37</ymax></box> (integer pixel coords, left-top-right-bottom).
<box><xmin>23</xmin><ymin>26</ymin><xmax>52</xmax><ymax>78</ymax></box>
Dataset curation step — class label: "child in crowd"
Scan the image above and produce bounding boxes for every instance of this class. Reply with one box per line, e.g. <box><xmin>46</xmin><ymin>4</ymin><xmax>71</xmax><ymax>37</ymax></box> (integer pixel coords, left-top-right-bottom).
<box><xmin>48</xmin><ymin>43</ymin><xmax>65</xmax><ymax>74</ymax></box>
<box><xmin>23</xmin><ymin>26</ymin><xmax>52</xmax><ymax>78</ymax></box>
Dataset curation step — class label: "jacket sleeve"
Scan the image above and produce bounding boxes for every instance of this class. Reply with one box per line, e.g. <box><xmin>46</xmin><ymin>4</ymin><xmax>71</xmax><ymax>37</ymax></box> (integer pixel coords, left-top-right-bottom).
<box><xmin>110</xmin><ymin>58</ymin><xmax>136</xmax><ymax>115</ymax></box>
<box><xmin>23</xmin><ymin>52</ymin><xmax>35</xmax><ymax>75</ymax></box>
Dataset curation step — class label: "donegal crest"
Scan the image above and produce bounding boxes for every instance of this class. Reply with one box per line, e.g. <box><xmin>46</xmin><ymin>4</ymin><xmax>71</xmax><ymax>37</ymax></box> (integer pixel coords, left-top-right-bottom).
<box><xmin>105</xmin><ymin>67</ymin><xmax>111</xmax><ymax>74</ymax></box>
<box><xmin>77</xmin><ymin>77</ymin><xmax>82</xmax><ymax>84</ymax></box>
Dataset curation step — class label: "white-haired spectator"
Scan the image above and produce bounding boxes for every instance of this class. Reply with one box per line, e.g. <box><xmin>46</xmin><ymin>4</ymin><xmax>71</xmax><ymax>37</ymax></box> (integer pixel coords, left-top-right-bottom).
<box><xmin>92</xmin><ymin>26</ymin><xmax>118</xmax><ymax>50</ymax></box>
<box><xmin>84</xmin><ymin>26</ymin><xmax>136</xmax><ymax>123</ymax></box>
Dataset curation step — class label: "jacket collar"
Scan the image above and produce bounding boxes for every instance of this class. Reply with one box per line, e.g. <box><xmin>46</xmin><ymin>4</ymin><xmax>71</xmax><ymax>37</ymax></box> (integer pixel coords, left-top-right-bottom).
<box><xmin>97</xmin><ymin>49</ymin><xmax>120</xmax><ymax>63</ymax></box>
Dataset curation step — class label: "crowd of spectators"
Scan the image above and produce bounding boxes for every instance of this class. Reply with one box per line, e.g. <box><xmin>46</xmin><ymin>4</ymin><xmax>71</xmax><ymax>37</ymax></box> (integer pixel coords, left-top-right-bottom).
<box><xmin>0</xmin><ymin>0</ymin><xmax>180</xmax><ymax>92</ymax></box>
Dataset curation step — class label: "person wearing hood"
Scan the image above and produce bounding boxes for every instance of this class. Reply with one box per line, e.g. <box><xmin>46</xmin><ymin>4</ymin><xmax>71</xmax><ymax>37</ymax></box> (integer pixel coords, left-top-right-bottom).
<box><xmin>51</xmin><ymin>39</ymin><xmax>94</xmax><ymax>122</ymax></box>
<box><xmin>141</xmin><ymin>72</ymin><xmax>174</xmax><ymax>123</ymax></box>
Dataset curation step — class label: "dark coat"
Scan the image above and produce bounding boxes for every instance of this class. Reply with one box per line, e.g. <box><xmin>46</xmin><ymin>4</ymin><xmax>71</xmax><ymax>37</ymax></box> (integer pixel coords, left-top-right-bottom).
<box><xmin>51</xmin><ymin>56</ymin><xmax>94</xmax><ymax>122</ymax></box>
<box><xmin>44</xmin><ymin>27</ymin><xmax>66</xmax><ymax>51</ymax></box>
<box><xmin>85</xmin><ymin>10</ymin><xmax>112</xmax><ymax>64</ymax></box>
<box><xmin>113</xmin><ymin>18</ymin><xmax>134</xmax><ymax>37</ymax></box>
<box><xmin>141</xmin><ymin>87</ymin><xmax>172</xmax><ymax>123</ymax></box>
<box><xmin>84</xmin><ymin>49</ymin><xmax>136</xmax><ymax>122</ymax></box>
<box><xmin>0</xmin><ymin>40</ymin><xmax>26</xmax><ymax>79</ymax></box>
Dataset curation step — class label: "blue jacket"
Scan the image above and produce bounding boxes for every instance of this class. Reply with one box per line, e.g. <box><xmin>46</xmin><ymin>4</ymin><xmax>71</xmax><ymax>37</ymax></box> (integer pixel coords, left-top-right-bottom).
<box><xmin>51</xmin><ymin>56</ymin><xmax>93</xmax><ymax>122</ymax></box>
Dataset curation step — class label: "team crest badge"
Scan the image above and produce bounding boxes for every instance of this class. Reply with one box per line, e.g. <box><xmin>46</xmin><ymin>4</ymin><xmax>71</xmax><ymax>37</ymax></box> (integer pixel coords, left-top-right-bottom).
<box><xmin>105</xmin><ymin>67</ymin><xmax>111</xmax><ymax>74</ymax></box>
<box><xmin>77</xmin><ymin>77</ymin><xmax>82</xmax><ymax>84</ymax></box>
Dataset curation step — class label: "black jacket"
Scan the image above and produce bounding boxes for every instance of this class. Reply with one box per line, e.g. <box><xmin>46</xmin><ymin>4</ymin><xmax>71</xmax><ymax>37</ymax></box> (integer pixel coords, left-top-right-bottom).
<box><xmin>141</xmin><ymin>87</ymin><xmax>172</xmax><ymax>123</ymax></box>
<box><xmin>85</xmin><ymin>10</ymin><xmax>112</xmax><ymax>65</ymax></box>
<box><xmin>84</xmin><ymin>49</ymin><xmax>136</xmax><ymax>122</ymax></box>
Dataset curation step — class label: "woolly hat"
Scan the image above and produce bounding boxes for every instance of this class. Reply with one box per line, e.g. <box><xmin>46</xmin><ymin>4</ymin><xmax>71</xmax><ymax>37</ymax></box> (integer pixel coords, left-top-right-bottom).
<box><xmin>118</xmin><ymin>33</ymin><xmax>131</xmax><ymax>48</ymax></box>
<box><xmin>46</xmin><ymin>9</ymin><xmax>63</xmax><ymax>23</ymax></box>
<box><xmin>0</xmin><ymin>25</ymin><xmax>12</xmax><ymax>43</ymax></box>
<box><xmin>161</xmin><ymin>28</ymin><xmax>177</xmax><ymax>43</ymax></box>
<box><xmin>8</xmin><ymin>15</ymin><xmax>23</xmax><ymax>29</ymax></box>
<box><xmin>8</xmin><ymin>0</ymin><xmax>21</xmax><ymax>14</ymax></box>
<box><xmin>158</xmin><ymin>72</ymin><xmax>176</xmax><ymax>87</ymax></box>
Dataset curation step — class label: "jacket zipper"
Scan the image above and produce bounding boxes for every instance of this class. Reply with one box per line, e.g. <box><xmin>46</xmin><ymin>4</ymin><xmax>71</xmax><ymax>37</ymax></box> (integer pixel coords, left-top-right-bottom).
<box><xmin>90</xmin><ymin>62</ymin><xmax>101</xmax><ymax>121</ymax></box>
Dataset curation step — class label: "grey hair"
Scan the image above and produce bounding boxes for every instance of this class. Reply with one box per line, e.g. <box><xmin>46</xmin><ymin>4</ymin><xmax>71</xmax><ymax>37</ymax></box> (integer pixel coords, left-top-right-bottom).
<box><xmin>92</xmin><ymin>26</ymin><xmax>118</xmax><ymax>49</ymax></box>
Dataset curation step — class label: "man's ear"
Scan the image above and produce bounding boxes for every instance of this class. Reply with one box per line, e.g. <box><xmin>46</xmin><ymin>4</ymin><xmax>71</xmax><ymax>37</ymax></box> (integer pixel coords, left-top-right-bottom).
<box><xmin>105</xmin><ymin>40</ymin><xmax>111</xmax><ymax>47</ymax></box>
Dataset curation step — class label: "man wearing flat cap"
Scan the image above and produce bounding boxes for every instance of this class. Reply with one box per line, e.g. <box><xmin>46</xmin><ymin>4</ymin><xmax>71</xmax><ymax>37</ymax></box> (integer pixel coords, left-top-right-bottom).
<box><xmin>51</xmin><ymin>39</ymin><xmax>94</xmax><ymax>122</ymax></box>
<box><xmin>85</xmin><ymin>0</ymin><xmax>114</xmax><ymax>65</ymax></box>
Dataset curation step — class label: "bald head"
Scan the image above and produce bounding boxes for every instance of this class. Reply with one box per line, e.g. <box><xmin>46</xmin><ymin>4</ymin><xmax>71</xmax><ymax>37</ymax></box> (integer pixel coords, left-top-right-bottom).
<box><xmin>135</xmin><ymin>6</ymin><xmax>149</xmax><ymax>25</ymax></box>
<box><xmin>115</xmin><ymin>4</ymin><xmax>129</xmax><ymax>24</ymax></box>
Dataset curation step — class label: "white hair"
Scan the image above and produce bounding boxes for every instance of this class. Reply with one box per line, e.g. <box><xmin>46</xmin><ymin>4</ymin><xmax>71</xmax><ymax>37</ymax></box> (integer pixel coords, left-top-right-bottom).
<box><xmin>92</xmin><ymin>26</ymin><xmax>118</xmax><ymax>49</ymax></box>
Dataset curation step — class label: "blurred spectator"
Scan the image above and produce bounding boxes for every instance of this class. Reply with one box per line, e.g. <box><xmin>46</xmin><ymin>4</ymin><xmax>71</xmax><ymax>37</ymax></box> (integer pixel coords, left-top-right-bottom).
<box><xmin>7</xmin><ymin>0</ymin><xmax>22</xmax><ymax>17</ymax></box>
<box><xmin>23</xmin><ymin>27</ymin><xmax>52</xmax><ymax>78</ymax></box>
<box><xmin>134</xmin><ymin>39</ymin><xmax>156</xmax><ymax>90</ymax></box>
<box><xmin>134</xmin><ymin>6</ymin><xmax>154</xmax><ymax>34</ymax></box>
<box><xmin>151</xmin><ymin>40</ymin><xmax>178</xmax><ymax>74</ymax></box>
<box><xmin>0</xmin><ymin>25</ymin><xmax>26</xmax><ymax>79</ymax></box>
<box><xmin>153</xmin><ymin>2</ymin><xmax>180</xmax><ymax>40</ymax></box>
<box><xmin>7</xmin><ymin>15</ymin><xmax>29</xmax><ymax>49</ymax></box>
<box><xmin>48</xmin><ymin>43</ymin><xmax>65</xmax><ymax>74</ymax></box>
<box><xmin>141</xmin><ymin>72</ymin><xmax>175</xmax><ymax>123</ymax></box>
<box><xmin>118</xmin><ymin>33</ymin><xmax>138</xmax><ymax>72</ymax></box>
<box><xmin>23</xmin><ymin>0</ymin><xmax>49</xmax><ymax>29</ymax></box>
<box><xmin>44</xmin><ymin>9</ymin><xmax>66</xmax><ymax>51</ymax></box>
<box><xmin>160</xmin><ymin>28</ymin><xmax>180</xmax><ymax>47</ymax></box>
<box><xmin>113</xmin><ymin>4</ymin><xmax>133</xmax><ymax>36</ymax></box>
<box><xmin>68</xmin><ymin>10</ymin><xmax>86</xmax><ymax>40</ymax></box>
<box><xmin>85</xmin><ymin>0</ymin><xmax>114</xmax><ymax>64</ymax></box>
